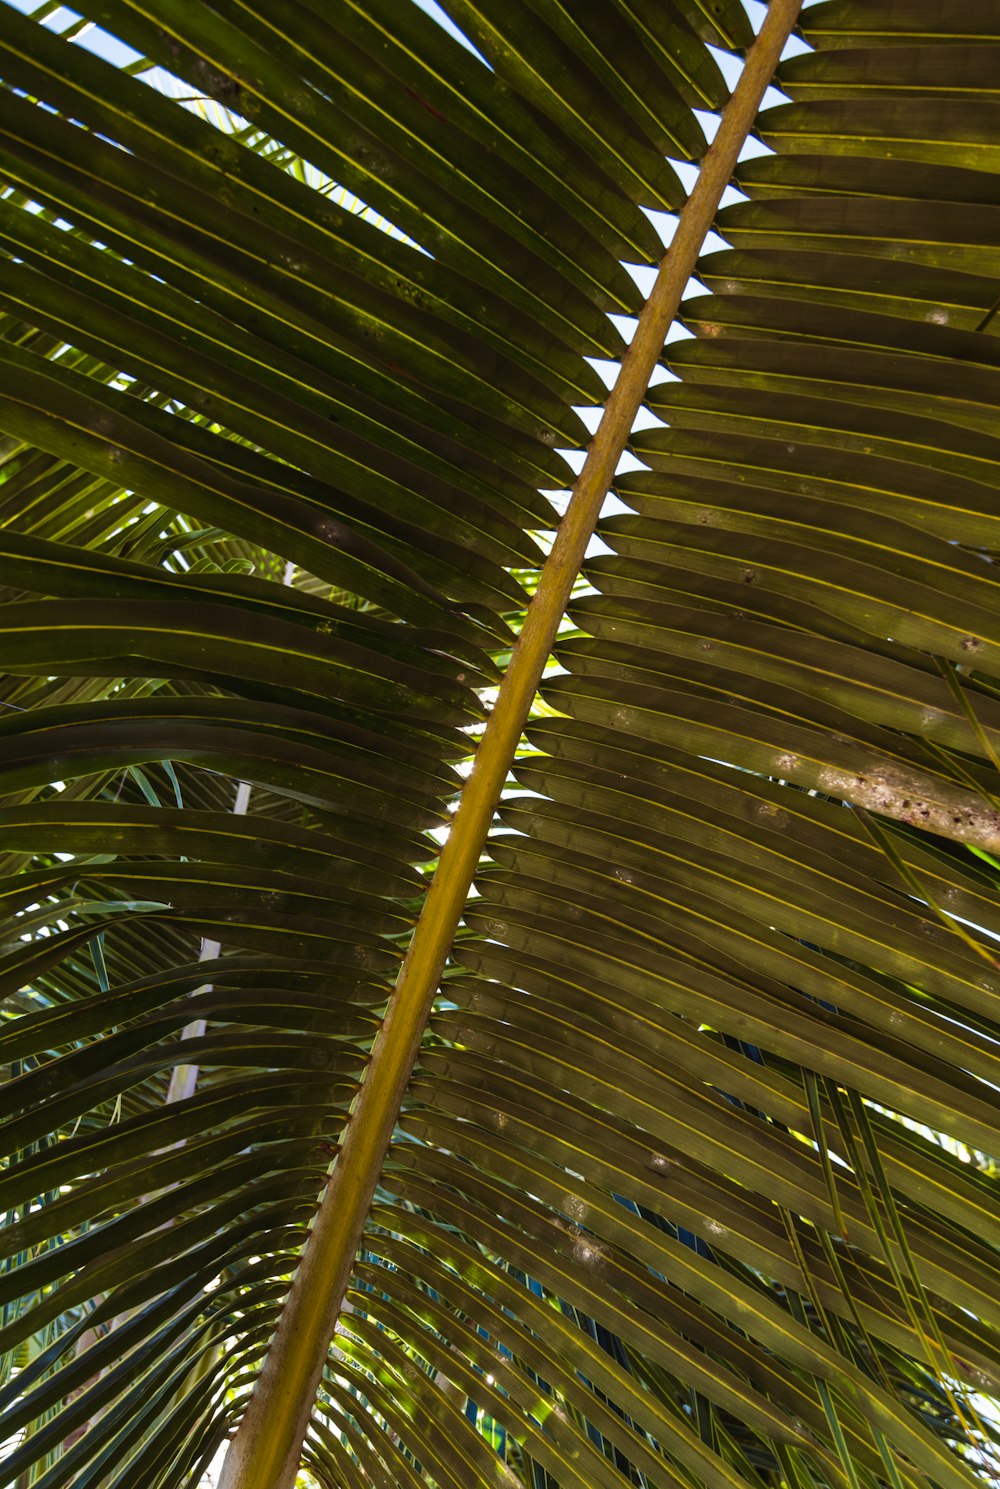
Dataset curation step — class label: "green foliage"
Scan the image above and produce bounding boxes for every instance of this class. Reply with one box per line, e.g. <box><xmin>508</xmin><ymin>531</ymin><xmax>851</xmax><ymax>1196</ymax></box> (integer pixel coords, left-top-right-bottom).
<box><xmin>1</xmin><ymin>1</ymin><xmax>1000</xmax><ymax>1486</ymax></box>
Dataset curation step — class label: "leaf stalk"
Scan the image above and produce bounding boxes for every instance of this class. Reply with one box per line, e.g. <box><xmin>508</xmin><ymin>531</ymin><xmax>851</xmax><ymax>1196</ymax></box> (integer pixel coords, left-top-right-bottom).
<box><xmin>219</xmin><ymin>5</ymin><xmax>802</xmax><ymax>1483</ymax></box>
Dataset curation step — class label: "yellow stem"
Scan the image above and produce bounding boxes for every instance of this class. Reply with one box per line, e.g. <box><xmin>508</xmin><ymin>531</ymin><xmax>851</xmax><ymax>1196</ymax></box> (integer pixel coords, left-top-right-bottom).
<box><xmin>219</xmin><ymin>7</ymin><xmax>801</xmax><ymax>1484</ymax></box>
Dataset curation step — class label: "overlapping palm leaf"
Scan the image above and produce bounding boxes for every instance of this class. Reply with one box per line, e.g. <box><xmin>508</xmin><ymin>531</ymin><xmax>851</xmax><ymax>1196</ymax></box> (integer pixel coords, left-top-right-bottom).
<box><xmin>1</xmin><ymin>0</ymin><xmax>1000</xmax><ymax>1487</ymax></box>
<box><xmin>0</xmin><ymin>0</ymin><xmax>710</xmax><ymax>1481</ymax></box>
<box><xmin>367</xmin><ymin>7</ymin><xmax>1000</xmax><ymax>1489</ymax></box>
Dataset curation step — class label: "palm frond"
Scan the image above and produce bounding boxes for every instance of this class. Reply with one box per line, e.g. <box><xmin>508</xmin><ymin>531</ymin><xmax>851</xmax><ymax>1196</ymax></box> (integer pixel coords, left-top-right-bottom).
<box><xmin>2</xmin><ymin>2</ymin><xmax>1000</xmax><ymax>1488</ymax></box>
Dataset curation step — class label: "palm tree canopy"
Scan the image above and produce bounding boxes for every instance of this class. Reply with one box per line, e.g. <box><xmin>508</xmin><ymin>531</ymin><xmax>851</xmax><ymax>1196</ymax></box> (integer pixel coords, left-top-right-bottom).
<box><xmin>2</xmin><ymin>2</ymin><xmax>1000</xmax><ymax>1488</ymax></box>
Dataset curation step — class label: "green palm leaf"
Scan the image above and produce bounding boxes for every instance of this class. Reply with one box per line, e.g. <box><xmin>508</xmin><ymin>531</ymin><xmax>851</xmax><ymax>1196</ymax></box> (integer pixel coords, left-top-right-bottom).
<box><xmin>2</xmin><ymin>2</ymin><xmax>1000</xmax><ymax>1488</ymax></box>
